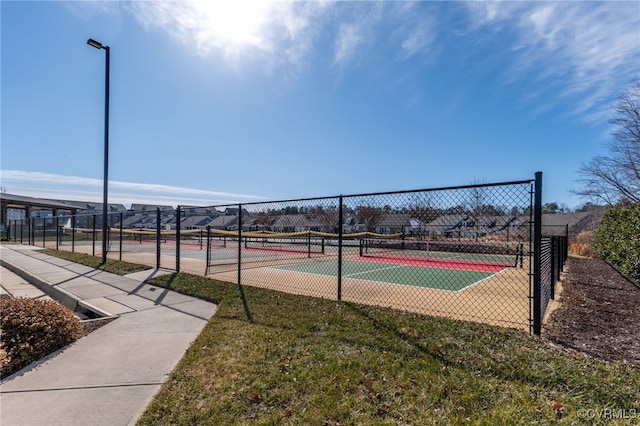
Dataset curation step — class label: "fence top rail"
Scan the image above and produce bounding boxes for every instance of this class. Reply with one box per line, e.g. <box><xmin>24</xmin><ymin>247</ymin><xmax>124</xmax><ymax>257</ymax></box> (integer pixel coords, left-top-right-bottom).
<box><xmin>8</xmin><ymin>178</ymin><xmax>536</xmax><ymax>219</ymax></box>
<box><xmin>195</xmin><ymin>178</ymin><xmax>536</xmax><ymax>209</ymax></box>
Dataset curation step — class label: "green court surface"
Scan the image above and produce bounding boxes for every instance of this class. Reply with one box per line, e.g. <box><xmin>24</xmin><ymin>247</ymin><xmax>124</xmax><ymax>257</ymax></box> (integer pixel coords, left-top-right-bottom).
<box><xmin>274</xmin><ymin>259</ymin><xmax>497</xmax><ymax>291</ymax></box>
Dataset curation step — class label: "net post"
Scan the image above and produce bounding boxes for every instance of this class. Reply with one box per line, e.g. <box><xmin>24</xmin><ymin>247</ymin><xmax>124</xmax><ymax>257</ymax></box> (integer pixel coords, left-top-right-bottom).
<box><xmin>519</xmin><ymin>242</ymin><xmax>524</xmax><ymax>268</ymax></box>
<box><xmin>176</xmin><ymin>206</ymin><xmax>181</xmax><ymax>273</ymax></box>
<box><xmin>337</xmin><ymin>195</ymin><xmax>343</xmax><ymax>301</ymax></box>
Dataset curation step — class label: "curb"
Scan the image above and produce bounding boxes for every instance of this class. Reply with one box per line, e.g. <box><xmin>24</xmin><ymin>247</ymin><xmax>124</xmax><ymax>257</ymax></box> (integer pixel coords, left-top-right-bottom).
<box><xmin>0</xmin><ymin>257</ymin><xmax>114</xmax><ymax>319</ymax></box>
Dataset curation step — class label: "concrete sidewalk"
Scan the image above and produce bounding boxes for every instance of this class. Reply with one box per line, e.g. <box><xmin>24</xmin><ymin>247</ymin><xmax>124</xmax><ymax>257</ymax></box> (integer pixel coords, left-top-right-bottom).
<box><xmin>0</xmin><ymin>245</ymin><xmax>217</xmax><ymax>426</ymax></box>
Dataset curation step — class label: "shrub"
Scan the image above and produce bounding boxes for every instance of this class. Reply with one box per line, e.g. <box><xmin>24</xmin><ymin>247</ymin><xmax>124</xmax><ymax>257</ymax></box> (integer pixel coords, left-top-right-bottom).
<box><xmin>591</xmin><ymin>203</ymin><xmax>640</xmax><ymax>282</ymax></box>
<box><xmin>569</xmin><ymin>231</ymin><xmax>594</xmax><ymax>257</ymax></box>
<box><xmin>0</xmin><ymin>297</ymin><xmax>83</xmax><ymax>378</ymax></box>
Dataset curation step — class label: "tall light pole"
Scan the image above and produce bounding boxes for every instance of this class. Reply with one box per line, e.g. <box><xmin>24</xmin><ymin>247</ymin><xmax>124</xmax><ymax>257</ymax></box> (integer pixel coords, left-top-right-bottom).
<box><xmin>87</xmin><ymin>38</ymin><xmax>110</xmax><ymax>264</ymax></box>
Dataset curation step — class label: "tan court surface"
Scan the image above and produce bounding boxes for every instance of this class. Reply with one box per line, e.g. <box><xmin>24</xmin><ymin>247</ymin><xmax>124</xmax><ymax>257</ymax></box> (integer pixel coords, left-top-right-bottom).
<box><xmin>61</xmin><ymin>244</ymin><xmax>532</xmax><ymax>332</ymax></box>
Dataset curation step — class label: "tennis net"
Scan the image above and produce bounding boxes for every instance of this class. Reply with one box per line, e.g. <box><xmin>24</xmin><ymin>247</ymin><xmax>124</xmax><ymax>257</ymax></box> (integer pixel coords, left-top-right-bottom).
<box><xmin>360</xmin><ymin>238</ymin><xmax>521</xmax><ymax>268</ymax></box>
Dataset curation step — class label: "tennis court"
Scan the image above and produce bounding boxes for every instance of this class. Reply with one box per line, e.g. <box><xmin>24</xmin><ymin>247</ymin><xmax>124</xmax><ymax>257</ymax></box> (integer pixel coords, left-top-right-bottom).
<box><xmin>274</xmin><ymin>258</ymin><xmax>504</xmax><ymax>291</ymax></box>
<box><xmin>23</xmin><ymin>175</ymin><xmax>561</xmax><ymax>333</ymax></box>
<box><xmin>66</xmin><ymin>227</ymin><xmax>528</xmax><ymax>329</ymax></box>
<box><xmin>172</xmin><ymin>234</ymin><xmax>519</xmax><ymax>294</ymax></box>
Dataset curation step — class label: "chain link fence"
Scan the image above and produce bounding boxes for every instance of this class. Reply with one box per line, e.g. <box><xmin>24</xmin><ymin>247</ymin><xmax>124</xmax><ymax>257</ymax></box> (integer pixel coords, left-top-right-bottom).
<box><xmin>8</xmin><ymin>173</ymin><xmax>567</xmax><ymax>334</ymax></box>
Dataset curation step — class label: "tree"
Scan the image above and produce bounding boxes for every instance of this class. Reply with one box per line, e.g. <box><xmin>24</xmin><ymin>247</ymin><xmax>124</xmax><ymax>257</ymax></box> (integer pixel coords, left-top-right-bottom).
<box><xmin>255</xmin><ymin>210</ymin><xmax>277</xmax><ymax>229</ymax></box>
<box><xmin>356</xmin><ymin>206</ymin><xmax>385</xmax><ymax>232</ymax></box>
<box><xmin>543</xmin><ymin>202</ymin><xmax>561</xmax><ymax>214</ymax></box>
<box><xmin>317</xmin><ymin>206</ymin><xmax>340</xmax><ymax>233</ymax></box>
<box><xmin>576</xmin><ymin>80</ymin><xmax>640</xmax><ymax>204</ymax></box>
<box><xmin>591</xmin><ymin>203</ymin><xmax>640</xmax><ymax>282</ymax></box>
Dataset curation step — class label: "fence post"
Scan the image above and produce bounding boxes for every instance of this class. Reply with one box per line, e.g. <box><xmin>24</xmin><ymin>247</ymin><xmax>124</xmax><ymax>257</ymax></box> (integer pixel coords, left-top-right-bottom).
<box><xmin>205</xmin><ymin>225</ymin><xmax>211</xmax><ymax>276</ymax></box>
<box><xmin>119</xmin><ymin>212</ymin><xmax>123</xmax><ymax>261</ymax></box>
<box><xmin>237</xmin><ymin>204</ymin><xmax>253</xmax><ymax>323</ymax></box>
<box><xmin>550</xmin><ymin>237</ymin><xmax>557</xmax><ymax>300</ymax></box>
<box><xmin>532</xmin><ymin>171</ymin><xmax>543</xmax><ymax>336</ymax></box>
<box><xmin>56</xmin><ymin>216</ymin><xmax>60</xmax><ymax>250</ymax></box>
<box><xmin>156</xmin><ymin>207</ymin><xmax>161</xmax><ymax>269</ymax></box>
<box><xmin>337</xmin><ymin>195</ymin><xmax>343</xmax><ymax>301</ymax></box>
<box><xmin>92</xmin><ymin>214</ymin><xmax>97</xmax><ymax>257</ymax></box>
<box><xmin>42</xmin><ymin>217</ymin><xmax>46</xmax><ymax>248</ymax></box>
<box><xmin>564</xmin><ymin>223</ymin><xmax>569</xmax><ymax>263</ymax></box>
<box><xmin>71</xmin><ymin>215</ymin><xmax>76</xmax><ymax>253</ymax></box>
<box><xmin>237</xmin><ymin>204</ymin><xmax>242</xmax><ymax>287</ymax></box>
<box><xmin>176</xmin><ymin>206</ymin><xmax>181</xmax><ymax>273</ymax></box>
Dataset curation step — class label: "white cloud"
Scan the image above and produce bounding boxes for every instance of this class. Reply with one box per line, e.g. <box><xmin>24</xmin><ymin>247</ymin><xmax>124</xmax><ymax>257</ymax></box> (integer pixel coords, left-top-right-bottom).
<box><xmin>75</xmin><ymin>0</ymin><xmax>638</xmax><ymax>123</ymax></box>
<box><xmin>333</xmin><ymin>22</ymin><xmax>364</xmax><ymax>66</ymax></box>
<box><xmin>129</xmin><ymin>1</ymin><xmax>279</xmax><ymax>62</ymax></box>
<box><xmin>1</xmin><ymin>170</ymin><xmax>266</xmax><ymax>207</ymax></box>
<box><xmin>465</xmin><ymin>1</ymin><xmax>640</xmax><ymax>121</ymax></box>
<box><xmin>399</xmin><ymin>27</ymin><xmax>432</xmax><ymax>60</ymax></box>
<box><xmin>126</xmin><ymin>1</ymin><xmax>432</xmax><ymax>72</ymax></box>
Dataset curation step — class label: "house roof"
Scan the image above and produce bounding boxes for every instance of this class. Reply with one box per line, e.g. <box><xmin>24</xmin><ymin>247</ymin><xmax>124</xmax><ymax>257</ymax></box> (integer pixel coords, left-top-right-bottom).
<box><xmin>208</xmin><ymin>215</ymin><xmax>238</xmax><ymax>227</ymax></box>
<box><xmin>1</xmin><ymin>193</ymin><xmax>80</xmax><ymax>211</ymax></box>
<box><xmin>541</xmin><ymin>212</ymin><xmax>591</xmax><ymax>227</ymax></box>
<box><xmin>180</xmin><ymin>215</ymin><xmax>214</xmax><ymax>228</ymax></box>
<box><xmin>130</xmin><ymin>203</ymin><xmax>174</xmax><ymax>212</ymax></box>
<box><xmin>377</xmin><ymin>213</ymin><xmax>411</xmax><ymax>227</ymax></box>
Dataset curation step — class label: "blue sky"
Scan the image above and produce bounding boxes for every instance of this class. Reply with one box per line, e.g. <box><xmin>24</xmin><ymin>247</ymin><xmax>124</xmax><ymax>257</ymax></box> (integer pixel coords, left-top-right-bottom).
<box><xmin>2</xmin><ymin>1</ymin><xmax>639</xmax><ymax>209</ymax></box>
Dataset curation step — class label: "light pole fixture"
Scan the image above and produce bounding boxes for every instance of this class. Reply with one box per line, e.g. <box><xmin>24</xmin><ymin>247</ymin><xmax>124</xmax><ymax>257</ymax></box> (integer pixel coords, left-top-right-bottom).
<box><xmin>87</xmin><ymin>38</ymin><xmax>110</xmax><ymax>264</ymax></box>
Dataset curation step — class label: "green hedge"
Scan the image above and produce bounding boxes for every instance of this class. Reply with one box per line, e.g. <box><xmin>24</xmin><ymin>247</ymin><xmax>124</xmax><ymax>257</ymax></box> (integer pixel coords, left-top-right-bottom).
<box><xmin>0</xmin><ymin>297</ymin><xmax>83</xmax><ymax>378</ymax></box>
<box><xmin>591</xmin><ymin>203</ymin><xmax>640</xmax><ymax>282</ymax></box>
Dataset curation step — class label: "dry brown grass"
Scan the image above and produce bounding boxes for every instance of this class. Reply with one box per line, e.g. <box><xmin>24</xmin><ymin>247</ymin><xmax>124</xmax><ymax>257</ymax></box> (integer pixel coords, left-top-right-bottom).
<box><xmin>569</xmin><ymin>231</ymin><xmax>593</xmax><ymax>257</ymax></box>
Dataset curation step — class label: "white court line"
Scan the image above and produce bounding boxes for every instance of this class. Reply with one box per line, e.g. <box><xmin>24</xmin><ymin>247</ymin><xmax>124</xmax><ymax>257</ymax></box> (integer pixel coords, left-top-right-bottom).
<box><xmin>456</xmin><ymin>267</ymin><xmax>511</xmax><ymax>292</ymax></box>
<box><xmin>274</xmin><ymin>259</ymin><xmax>511</xmax><ymax>293</ymax></box>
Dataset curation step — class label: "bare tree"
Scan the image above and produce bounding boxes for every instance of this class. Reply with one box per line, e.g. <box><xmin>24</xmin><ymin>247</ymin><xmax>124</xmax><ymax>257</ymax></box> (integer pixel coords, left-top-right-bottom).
<box><xmin>576</xmin><ymin>80</ymin><xmax>640</xmax><ymax>204</ymax></box>
<box><xmin>316</xmin><ymin>206</ymin><xmax>340</xmax><ymax>233</ymax></box>
<box><xmin>255</xmin><ymin>210</ymin><xmax>277</xmax><ymax>230</ymax></box>
<box><xmin>356</xmin><ymin>206</ymin><xmax>385</xmax><ymax>232</ymax></box>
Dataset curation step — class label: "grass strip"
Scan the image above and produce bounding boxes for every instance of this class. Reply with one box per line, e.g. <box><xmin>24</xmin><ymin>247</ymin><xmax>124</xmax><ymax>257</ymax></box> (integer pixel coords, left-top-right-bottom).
<box><xmin>41</xmin><ymin>249</ymin><xmax>149</xmax><ymax>275</ymax></box>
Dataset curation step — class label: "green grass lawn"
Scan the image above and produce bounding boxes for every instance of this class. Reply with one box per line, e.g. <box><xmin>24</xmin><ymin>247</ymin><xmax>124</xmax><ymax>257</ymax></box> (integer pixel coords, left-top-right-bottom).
<box><xmin>139</xmin><ymin>278</ymin><xmax>639</xmax><ymax>425</ymax></box>
<box><xmin>41</xmin><ymin>249</ymin><xmax>149</xmax><ymax>275</ymax></box>
<box><xmin>39</xmin><ymin>250</ymin><xmax>640</xmax><ymax>425</ymax></box>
